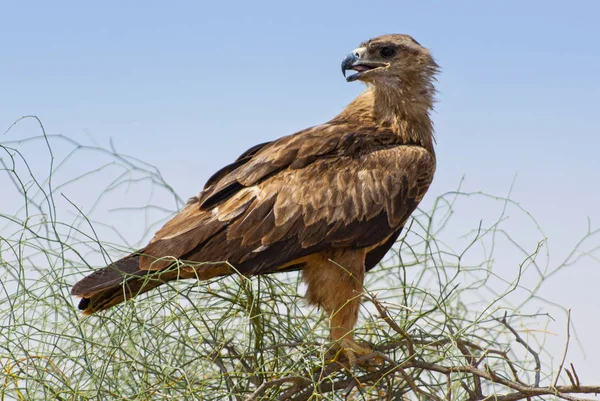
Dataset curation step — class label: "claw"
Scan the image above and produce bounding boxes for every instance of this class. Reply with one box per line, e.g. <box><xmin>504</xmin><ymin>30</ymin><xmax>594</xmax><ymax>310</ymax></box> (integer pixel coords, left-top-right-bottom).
<box><xmin>329</xmin><ymin>339</ymin><xmax>384</xmax><ymax>368</ymax></box>
<box><xmin>340</xmin><ymin>338</ymin><xmax>372</xmax><ymax>367</ymax></box>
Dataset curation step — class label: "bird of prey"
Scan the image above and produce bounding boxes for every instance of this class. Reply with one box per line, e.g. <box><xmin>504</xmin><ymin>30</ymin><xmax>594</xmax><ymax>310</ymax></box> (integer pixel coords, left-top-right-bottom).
<box><xmin>72</xmin><ymin>34</ymin><xmax>439</xmax><ymax>362</ymax></box>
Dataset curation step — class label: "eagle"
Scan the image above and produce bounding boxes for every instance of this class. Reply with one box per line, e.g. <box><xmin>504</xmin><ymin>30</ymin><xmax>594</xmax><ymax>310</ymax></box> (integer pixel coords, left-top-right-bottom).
<box><xmin>72</xmin><ymin>34</ymin><xmax>439</xmax><ymax>362</ymax></box>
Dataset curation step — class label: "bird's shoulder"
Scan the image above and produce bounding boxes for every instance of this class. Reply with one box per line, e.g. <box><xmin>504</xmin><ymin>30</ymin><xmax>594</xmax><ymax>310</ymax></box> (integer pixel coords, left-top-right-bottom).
<box><xmin>143</xmin><ymin>120</ymin><xmax>434</xmax><ymax>271</ymax></box>
<box><xmin>194</xmin><ymin>120</ymin><xmax>423</xmax><ymax>210</ymax></box>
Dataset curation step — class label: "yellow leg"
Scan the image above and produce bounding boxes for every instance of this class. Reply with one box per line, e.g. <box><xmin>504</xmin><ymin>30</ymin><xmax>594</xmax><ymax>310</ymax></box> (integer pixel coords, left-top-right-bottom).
<box><xmin>332</xmin><ymin>321</ymin><xmax>373</xmax><ymax>366</ymax></box>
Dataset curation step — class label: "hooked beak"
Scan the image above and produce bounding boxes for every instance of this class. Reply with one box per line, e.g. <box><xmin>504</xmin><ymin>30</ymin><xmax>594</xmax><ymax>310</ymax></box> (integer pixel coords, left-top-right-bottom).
<box><xmin>341</xmin><ymin>52</ymin><xmax>361</xmax><ymax>81</ymax></box>
<box><xmin>341</xmin><ymin>48</ymin><xmax>388</xmax><ymax>82</ymax></box>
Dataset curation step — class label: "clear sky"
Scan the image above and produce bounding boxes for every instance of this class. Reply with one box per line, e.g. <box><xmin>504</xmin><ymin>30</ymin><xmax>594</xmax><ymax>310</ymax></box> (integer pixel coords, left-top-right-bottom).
<box><xmin>2</xmin><ymin>0</ymin><xmax>599</xmax><ymax>386</ymax></box>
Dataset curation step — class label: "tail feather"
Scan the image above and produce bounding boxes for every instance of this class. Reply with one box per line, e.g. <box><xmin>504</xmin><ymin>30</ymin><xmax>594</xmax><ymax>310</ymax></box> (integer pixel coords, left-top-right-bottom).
<box><xmin>71</xmin><ymin>253</ymin><xmax>143</xmax><ymax>296</ymax></box>
<box><xmin>72</xmin><ymin>251</ymin><xmax>176</xmax><ymax>315</ymax></box>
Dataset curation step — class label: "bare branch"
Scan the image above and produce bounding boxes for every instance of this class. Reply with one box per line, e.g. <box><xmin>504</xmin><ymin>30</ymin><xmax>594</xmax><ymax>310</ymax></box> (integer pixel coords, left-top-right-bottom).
<box><xmin>555</xmin><ymin>309</ymin><xmax>572</xmax><ymax>387</ymax></box>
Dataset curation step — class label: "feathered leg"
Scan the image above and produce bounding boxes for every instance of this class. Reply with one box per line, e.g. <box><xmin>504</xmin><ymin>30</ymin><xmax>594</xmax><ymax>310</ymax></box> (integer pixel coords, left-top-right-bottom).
<box><xmin>302</xmin><ymin>249</ymin><xmax>372</xmax><ymax>365</ymax></box>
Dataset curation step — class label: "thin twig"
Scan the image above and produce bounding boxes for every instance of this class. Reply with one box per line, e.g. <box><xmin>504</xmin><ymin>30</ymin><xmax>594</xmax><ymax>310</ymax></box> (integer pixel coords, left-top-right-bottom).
<box><xmin>554</xmin><ymin>309</ymin><xmax>572</xmax><ymax>387</ymax></box>
<box><xmin>247</xmin><ymin>376</ymin><xmax>310</xmax><ymax>400</ymax></box>
<box><xmin>497</xmin><ymin>313</ymin><xmax>542</xmax><ymax>387</ymax></box>
<box><xmin>370</xmin><ymin>295</ymin><xmax>415</xmax><ymax>357</ymax></box>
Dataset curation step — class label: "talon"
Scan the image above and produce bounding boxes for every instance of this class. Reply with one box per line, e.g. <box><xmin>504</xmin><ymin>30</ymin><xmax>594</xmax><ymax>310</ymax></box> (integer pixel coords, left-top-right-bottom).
<box><xmin>341</xmin><ymin>338</ymin><xmax>372</xmax><ymax>357</ymax></box>
<box><xmin>329</xmin><ymin>338</ymin><xmax>383</xmax><ymax>368</ymax></box>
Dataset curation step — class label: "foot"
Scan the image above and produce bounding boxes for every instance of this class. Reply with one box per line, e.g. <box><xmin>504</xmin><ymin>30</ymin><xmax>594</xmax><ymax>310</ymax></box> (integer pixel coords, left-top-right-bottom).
<box><xmin>330</xmin><ymin>338</ymin><xmax>382</xmax><ymax>368</ymax></box>
<box><xmin>341</xmin><ymin>338</ymin><xmax>372</xmax><ymax>364</ymax></box>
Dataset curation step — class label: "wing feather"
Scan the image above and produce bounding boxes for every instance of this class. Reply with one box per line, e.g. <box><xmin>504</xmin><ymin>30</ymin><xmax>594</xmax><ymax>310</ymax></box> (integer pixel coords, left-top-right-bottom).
<box><xmin>140</xmin><ymin>122</ymin><xmax>435</xmax><ymax>275</ymax></box>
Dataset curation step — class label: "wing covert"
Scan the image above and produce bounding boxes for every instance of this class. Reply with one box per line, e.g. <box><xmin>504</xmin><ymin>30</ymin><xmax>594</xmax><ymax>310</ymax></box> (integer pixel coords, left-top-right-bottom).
<box><xmin>141</xmin><ymin>126</ymin><xmax>435</xmax><ymax>274</ymax></box>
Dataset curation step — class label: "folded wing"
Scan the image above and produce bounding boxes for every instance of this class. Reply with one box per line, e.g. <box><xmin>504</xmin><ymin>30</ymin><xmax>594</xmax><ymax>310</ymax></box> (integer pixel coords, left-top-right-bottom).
<box><xmin>140</xmin><ymin>122</ymin><xmax>435</xmax><ymax>275</ymax></box>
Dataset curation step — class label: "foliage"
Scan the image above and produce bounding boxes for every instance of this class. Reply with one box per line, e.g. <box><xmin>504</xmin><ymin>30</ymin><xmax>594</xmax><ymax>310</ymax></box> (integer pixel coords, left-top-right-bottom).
<box><xmin>1</xmin><ymin>117</ymin><xmax>599</xmax><ymax>400</ymax></box>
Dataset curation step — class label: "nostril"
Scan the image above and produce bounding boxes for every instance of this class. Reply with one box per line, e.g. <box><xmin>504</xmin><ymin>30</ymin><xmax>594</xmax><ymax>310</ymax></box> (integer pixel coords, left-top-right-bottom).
<box><xmin>354</xmin><ymin>51</ymin><xmax>360</xmax><ymax>58</ymax></box>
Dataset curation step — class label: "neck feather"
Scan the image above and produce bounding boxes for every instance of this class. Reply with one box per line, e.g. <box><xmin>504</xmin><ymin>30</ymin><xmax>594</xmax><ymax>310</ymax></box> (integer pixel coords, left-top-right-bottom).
<box><xmin>333</xmin><ymin>75</ymin><xmax>436</xmax><ymax>151</ymax></box>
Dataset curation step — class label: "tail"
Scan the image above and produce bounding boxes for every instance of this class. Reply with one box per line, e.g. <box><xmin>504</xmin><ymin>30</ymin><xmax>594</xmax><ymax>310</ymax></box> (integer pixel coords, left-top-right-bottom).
<box><xmin>71</xmin><ymin>251</ymin><xmax>175</xmax><ymax>315</ymax></box>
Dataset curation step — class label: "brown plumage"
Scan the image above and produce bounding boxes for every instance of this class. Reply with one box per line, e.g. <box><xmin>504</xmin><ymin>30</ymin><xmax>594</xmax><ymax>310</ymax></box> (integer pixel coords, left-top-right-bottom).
<box><xmin>72</xmin><ymin>34</ymin><xmax>439</xmax><ymax>361</ymax></box>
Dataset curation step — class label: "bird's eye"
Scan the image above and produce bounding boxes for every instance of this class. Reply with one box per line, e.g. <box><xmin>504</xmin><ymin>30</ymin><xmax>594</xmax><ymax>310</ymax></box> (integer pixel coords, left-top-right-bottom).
<box><xmin>380</xmin><ymin>46</ymin><xmax>396</xmax><ymax>58</ymax></box>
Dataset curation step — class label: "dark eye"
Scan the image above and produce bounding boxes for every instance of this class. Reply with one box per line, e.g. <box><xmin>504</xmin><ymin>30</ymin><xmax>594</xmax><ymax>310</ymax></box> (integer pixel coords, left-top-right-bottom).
<box><xmin>380</xmin><ymin>46</ymin><xmax>396</xmax><ymax>58</ymax></box>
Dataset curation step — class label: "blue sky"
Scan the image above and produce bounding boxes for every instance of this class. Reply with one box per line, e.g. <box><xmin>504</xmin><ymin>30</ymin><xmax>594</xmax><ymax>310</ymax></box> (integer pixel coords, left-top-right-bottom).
<box><xmin>2</xmin><ymin>0</ymin><xmax>600</xmax><ymax>385</ymax></box>
<box><xmin>2</xmin><ymin>1</ymin><xmax>599</xmax><ymax>206</ymax></box>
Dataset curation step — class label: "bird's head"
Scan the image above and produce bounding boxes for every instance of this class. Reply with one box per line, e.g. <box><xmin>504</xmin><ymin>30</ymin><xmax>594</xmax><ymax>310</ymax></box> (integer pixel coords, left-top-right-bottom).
<box><xmin>341</xmin><ymin>34</ymin><xmax>438</xmax><ymax>88</ymax></box>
